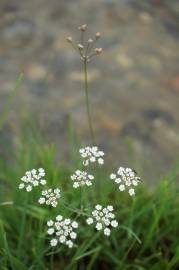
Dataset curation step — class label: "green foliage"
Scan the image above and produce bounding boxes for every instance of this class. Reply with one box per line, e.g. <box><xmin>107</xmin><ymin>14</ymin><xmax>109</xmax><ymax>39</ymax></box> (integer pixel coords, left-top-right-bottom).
<box><xmin>0</xmin><ymin>128</ymin><xmax>179</xmax><ymax>270</ymax></box>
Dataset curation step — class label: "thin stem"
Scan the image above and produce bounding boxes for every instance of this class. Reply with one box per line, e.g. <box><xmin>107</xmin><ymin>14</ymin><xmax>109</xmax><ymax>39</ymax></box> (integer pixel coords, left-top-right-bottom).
<box><xmin>80</xmin><ymin>186</ymin><xmax>83</xmax><ymax>209</ymax></box>
<box><xmin>50</xmin><ymin>250</ymin><xmax>54</xmax><ymax>270</ymax></box>
<box><xmin>83</xmin><ymin>59</ymin><xmax>95</xmax><ymax>144</ymax></box>
<box><xmin>17</xmin><ymin>193</ymin><xmax>28</xmax><ymax>257</ymax></box>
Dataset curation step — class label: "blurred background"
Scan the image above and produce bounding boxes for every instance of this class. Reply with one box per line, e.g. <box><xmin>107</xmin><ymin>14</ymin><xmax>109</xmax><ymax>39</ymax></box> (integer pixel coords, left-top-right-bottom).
<box><xmin>0</xmin><ymin>0</ymin><xmax>179</xmax><ymax>185</ymax></box>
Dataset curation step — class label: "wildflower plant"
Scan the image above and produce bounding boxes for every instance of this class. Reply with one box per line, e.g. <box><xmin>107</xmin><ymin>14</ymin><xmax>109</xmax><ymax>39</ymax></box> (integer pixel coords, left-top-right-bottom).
<box><xmin>67</xmin><ymin>24</ymin><xmax>103</xmax><ymax>144</ymax></box>
<box><xmin>17</xmin><ymin>25</ymin><xmax>142</xmax><ymax>268</ymax></box>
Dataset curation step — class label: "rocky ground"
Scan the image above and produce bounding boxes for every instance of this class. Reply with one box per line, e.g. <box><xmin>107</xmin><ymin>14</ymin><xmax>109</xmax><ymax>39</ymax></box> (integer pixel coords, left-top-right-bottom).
<box><xmin>0</xmin><ymin>0</ymin><xmax>179</xmax><ymax>185</ymax></box>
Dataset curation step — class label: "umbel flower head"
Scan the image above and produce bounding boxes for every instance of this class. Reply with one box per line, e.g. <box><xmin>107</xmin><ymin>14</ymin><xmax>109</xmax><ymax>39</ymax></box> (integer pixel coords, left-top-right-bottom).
<box><xmin>38</xmin><ymin>188</ymin><xmax>61</xmax><ymax>207</ymax></box>
<box><xmin>110</xmin><ymin>167</ymin><xmax>141</xmax><ymax>196</ymax></box>
<box><xmin>19</xmin><ymin>168</ymin><xmax>46</xmax><ymax>192</ymax></box>
<box><xmin>86</xmin><ymin>205</ymin><xmax>118</xmax><ymax>236</ymax></box>
<box><xmin>66</xmin><ymin>24</ymin><xmax>103</xmax><ymax>62</ymax></box>
<box><xmin>79</xmin><ymin>146</ymin><xmax>104</xmax><ymax>166</ymax></box>
<box><xmin>47</xmin><ymin>215</ymin><xmax>78</xmax><ymax>248</ymax></box>
<box><xmin>71</xmin><ymin>170</ymin><xmax>94</xmax><ymax>188</ymax></box>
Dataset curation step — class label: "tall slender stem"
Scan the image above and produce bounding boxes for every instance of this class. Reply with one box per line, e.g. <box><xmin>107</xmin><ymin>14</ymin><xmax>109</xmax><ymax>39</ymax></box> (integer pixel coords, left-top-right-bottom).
<box><xmin>83</xmin><ymin>59</ymin><xmax>95</xmax><ymax>145</ymax></box>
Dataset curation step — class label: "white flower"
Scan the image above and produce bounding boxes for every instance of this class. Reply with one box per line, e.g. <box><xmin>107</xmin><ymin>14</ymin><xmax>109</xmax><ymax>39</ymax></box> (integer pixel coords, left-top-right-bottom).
<box><xmin>71</xmin><ymin>170</ymin><xmax>94</xmax><ymax>188</ymax></box>
<box><xmin>47</xmin><ymin>220</ymin><xmax>53</xmax><ymax>226</ymax></box>
<box><xmin>56</xmin><ymin>215</ymin><xmax>63</xmax><ymax>221</ymax></box>
<box><xmin>110</xmin><ymin>167</ymin><xmax>141</xmax><ymax>196</ymax></box>
<box><xmin>86</xmin><ymin>205</ymin><xmax>118</xmax><ymax>236</ymax></box>
<box><xmin>19</xmin><ymin>168</ymin><xmax>47</xmax><ymax>192</ymax></box>
<box><xmin>110</xmin><ymin>173</ymin><xmax>116</xmax><ymax>180</ymax></box>
<box><xmin>26</xmin><ymin>185</ymin><xmax>32</xmax><ymax>192</ymax></box>
<box><xmin>95</xmin><ymin>204</ymin><xmax>102</xmax><ymax>211</ymax></box>
<box><xmin>70</xmin><ymin>232</ymin><xmax>77</xmax><ymax>239</ymax></box>
<box><xmin>47</xmin><ymin>215</ymin><xmax>78</xmax><ymax>248</ymax></box>
<box><xmin>50</xmin><ymin>239</ymin><xmax>58</xmax><ymax>247</ymax></box>
<box><xmin>72</xmin><ymin>221</ymin><xmax>78</xmax><ymax>228</ymax></box>
<box><xmin>38</xmin><ymin>188</ymin><xmax>61</xmax><ymax>207</ymax></box>
<box><xmin>104</xmin><ymin>228</ymin><xmax>111</xmax><ymax>236</ymax></box>
<box><xmin>96</xmin><ymin>223</ymin><xmax>103</xmax><ymax>230</ymax></box>
<box><xmin>66</xmin><ymin>240</ymin><xmax>73</xmax><ymax>248</ymax></box>
<box><xmin>111</xmin><ymin>220</ymin><xmax>118</xmax><ymax>228</ymax></box>
<box><xmin>129</xmin><ymin>188</ymin><xmax>135</xmax><ymax>196</ymax></box>
<box><xmin>38</xmin><ymin>197</ymin><xmax>45</xmax><ymax>204</ymax></box>
<box><xmin>47</xmin><ymin>228</ymin><xmax>55</xmax><ymax>235</ymax></box>
<box><xmin>119</xmin><ymin>184</ymin><xmax>125</xmax><ymax>191</ymax></box>
<box><xmin>86</xmin><ymin>218</ymin><xmax>93</xmax><ymax>224</ymax></box>
<box><xmin>79</xmin><ymin>146</ymin><xmax>104</xmax><ymax>166</ymax></box>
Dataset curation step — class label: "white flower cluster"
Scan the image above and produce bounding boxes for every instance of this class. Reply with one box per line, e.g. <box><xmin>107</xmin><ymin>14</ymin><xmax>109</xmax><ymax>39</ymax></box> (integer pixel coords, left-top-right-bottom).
<box><xmin>79</xmin><ymin>146</ymin><xmax>104</xmax><ymax>166</ymax></box>
<box><xmin>71</xmin><ymin>170</ymin><xmax>94</xmax><ymax>188</ymax></box>
<box><xmin>38</xmin><ymin>188</ymin><xmax>61</xmax><ymax>207</ymax></box>
<box><xmin>110</xmin><ymin>167</ymin><xmax>141</xmax><ymax>196</ymax></box>
<box><xmin>19</xmin><ymin>168</ymin><xmax>46</xmax><ymax>192</ymax></box>
<box><xmin>86</xmin><ymin>205</ymin><xmax>118</xmax><ymax>236</ymax></box>
<box><xmin>47</xmin><ymin>215</ymin><xmax>78</xmax><ymax>248</ymax></box>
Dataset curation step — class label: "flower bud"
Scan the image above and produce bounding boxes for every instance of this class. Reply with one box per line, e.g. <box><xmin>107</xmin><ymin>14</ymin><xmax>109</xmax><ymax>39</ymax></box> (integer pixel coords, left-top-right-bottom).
<box><xmin>95</xmin><ymin>48</ymin><xmax>103</xmax><ymax>55</ymax></box>
<box><xmin>78</xmin><ymin>44</ymin><xmax>84</xmax><ymax>50</ymax></box>
<box><xmin>95</xmin><ymin>32</ymin><xmax>101</xmax><ymax>39</ymax></box>
<box><xmin>78</xmin><ymin>24</ymin><xmax>87</xmax><ymax>31</ymax></box>
<box><xmin>88</xmin><ymin>39</ymin><xmax>93</xmax><ymax>44</ymax></box>
<box><xmin>66</xmin><ymin>36</ymin><xmax>72</xmax><ymax>43</ymax></box>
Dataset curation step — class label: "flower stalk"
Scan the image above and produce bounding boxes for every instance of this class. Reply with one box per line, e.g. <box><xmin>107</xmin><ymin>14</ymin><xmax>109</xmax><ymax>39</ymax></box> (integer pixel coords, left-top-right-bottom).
<box><xmin>66</xmin><ymin>24</ymin><xmax>103</xmax><ymax>144</ymax></box>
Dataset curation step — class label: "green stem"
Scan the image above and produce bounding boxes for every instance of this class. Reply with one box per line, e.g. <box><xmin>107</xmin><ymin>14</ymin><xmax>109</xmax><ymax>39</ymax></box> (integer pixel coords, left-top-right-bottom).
<box><xmin>83</xmin><ymin>59</ymin><xmax>95</xmax><ymax>145</ymax></box>
<box><xmin>50</xmin><ymin>250</ymin><xmax>54</xmax><ymax>270</ymax></box>
<box><xmin>17</xmin><ymin>193</ymin><xmax>28</xmax><ymax>257</ymax></box>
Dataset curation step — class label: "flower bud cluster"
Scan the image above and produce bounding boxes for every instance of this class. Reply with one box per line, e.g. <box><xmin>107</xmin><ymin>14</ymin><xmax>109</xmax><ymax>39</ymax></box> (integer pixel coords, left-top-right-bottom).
<box><xmin>66</xmin><ymin>24</ymin><xmax>103</xmax><ymax>62</ymax></box>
